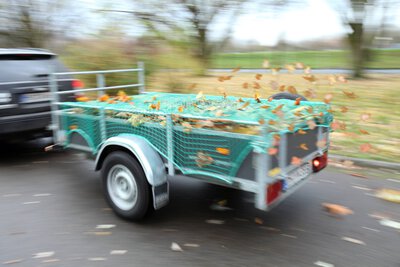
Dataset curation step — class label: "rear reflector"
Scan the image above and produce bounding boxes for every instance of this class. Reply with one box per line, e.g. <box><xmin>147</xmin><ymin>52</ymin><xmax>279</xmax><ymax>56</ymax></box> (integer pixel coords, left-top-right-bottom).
<box><xmin>72</xmin><ymin>79</ymin><xmax>84</xmax><ymax>89</ymax></box>
<box><xmin>312</xmin><ymin>152</ymin><xmax>328</xmax><ymax>172</ymax></box>
<box><xmin>267</xmin><ymin>180</ymin><xmax>283</xmax><ymax>205</ymax></box>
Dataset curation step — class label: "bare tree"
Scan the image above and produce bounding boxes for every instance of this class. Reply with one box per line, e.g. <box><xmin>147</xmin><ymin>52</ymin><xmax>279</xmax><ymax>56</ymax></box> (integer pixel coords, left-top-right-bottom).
<box><xmin>102</xmin><ymin>0</ymin><xmax>248</xmax><ymax>71</ymax></box>
<box><xmin>0</xmin><ymin>0</ymin><xmax>80</xmax><ymax>48</ymax></box>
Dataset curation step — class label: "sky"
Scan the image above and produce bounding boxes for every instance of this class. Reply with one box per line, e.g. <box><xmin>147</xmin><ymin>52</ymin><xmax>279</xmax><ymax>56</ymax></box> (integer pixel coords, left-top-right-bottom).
<box><xmin>80</xmin><ymin>0</ymin><xmax>400</xmax><ymax>46</ymax></box>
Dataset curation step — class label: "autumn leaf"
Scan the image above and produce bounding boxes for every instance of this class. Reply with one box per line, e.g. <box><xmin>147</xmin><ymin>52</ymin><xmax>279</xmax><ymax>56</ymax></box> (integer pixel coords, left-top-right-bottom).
<box><xmin>342</xmin><ymin>90</ymin><xmax>356</xmax><ymax>98</ymax></box>
<box><xmin>69</xmin><ymin>125</ymin><xmax>78</xmax><ymax>130</ymax></box>
<box><xmin>307</xmin><ymin>107</ymin><xmax>313</xmax><ymax>114</ymax></box>
<box><xmin>291</xmin><ymin>156</ymin><xmax>302</xmax><ymax>166</ymax></box>
<box><xmin>178</xmin><ymin>106</ymin><xmax>184</xmax><ymax>112</ymax></box>
<box><xmin>242</xmin><ymin>82</ymin><xmax>249</xmax><ymax>89</ymax></box>
<box><xmin>216</xmin><ymin>147</ymin><xmax>230</xmax><ymax>155</ymax></box>
<box><xmin>322</xmin><ymin>203</ymin><xmax>353</xmax><ymax>216</ymax></box>
<box><xmin>287</xmin><ymin>85</ymin><xmax>297</xmax><ymax>95</ymax></box>
<box><xmin>360</xmin><ymin>113</ymin><xmax>371</xmax><ymax>121</ymax></box>
<box><xmin>299</xmin><ymin>143</ymin><xmax>309</xmax><ymax>150</ymax></box>
<box><xmin>260</xmin><ymin>105</ymin><xmax>270</xmax><ymax>109</ymax></box>
<box><xmin>231</xmin><ymin>67</ymin><xmax>241</xmax><ymax>73</ymax></box>
<box><xmin>360</xmin><ymin>143</ymin><xmax>372</xmax><ymax>153</ymax></box>
<box><xmin>328</xmin><ymin>75</ymin><xmax>336</xmax><ymax>85</ymax></box>
<box><xmin>196</xmin><ymin>91</ymin><xmax>204</xmax><ymax>100</ymax></box>
<box><xmin>98</xmin><ymin>94</ymin><xmax>110</xmax><ymax>102</ymax></box>
<box><xmin>196</xmin><ymin>151</ymin><xmax>214</xmax><ymax>167</ymax></box>
<box><xmin>268</xmin><ymin>120</ymin><xmax>276</xmax><ymax>125</ymax></box>
<box><xmin>76</xmin><ymin>96</ymin><xmax>89</xmax><ymax>102</ymax></box>
<box><xmin>285</xmin><ymin>64</ymin><xmax>296</xmax><ymax>73</ymax></box>
<box><xmin>340</xmin><ymin>106</ymin><xmax>348</xmax><ymax>113</ymax></box>
<box><xmin>294</xmin><ymin>97</ymin><xmax>302</xmax><ymax>105</ymax></box>
<box><xmin>258</xmin><ymin>118</ymin><xmax>265</xmax><ymax>125</ymax></box>
<box><xmin>288</xmin><ymin>123</ymin><xmax>295</xmax><ymax>132</ymax></box>
<box><xmin>324</xmin><ymin>93</ymin><xmax>333</xmax><ymax>104</ymax></box>
<box><xmin>268</xmin><ymin>167</ymin><xmax>281</xmax><ymax>177</ymax></box>
<box><xmin>268</xmin><ymin>147</ymin><xmax>278</xmax><ymax>155</ymax></box>
<box><xmin>238</xmin><ymin>101</ymin><xmax>250</xmax><ymax>110</ymax></box>
<box><xmin>255</xmin><ymin>73</ymin><xmax>262</xmax><ymax>80</ymax></box>
<box><xmin>272</xmin><ymin>104</ymin><xmax>284</xmax><ymax>114</ymax></box>
<box><xmin>218</xmin><ymin>76</ymin><xmax>225</xmax><ymax>82</ymax></box>
<box><xmin>307</xmin><ymin>120</ymin><xmax>317</xmax><ymax>130</ymax></box>
<box><xmin>279</xmin><ymin>85</ymin><xmax>285</xmax><ymax>92</ymax></box>
<box><xmin>253</xmin><ymin>82</ymin><xmax>261</xmax><ymax>89</ymax></box>
<box><xmin>237</xmin><ymin>97</ymin><xmax>244</xmax><ymax>103</ymax></box>
<box><xmin>303</xmin><ymin>88</ymin><xmax>316</xmax><ymax>98</ymax></box>
<box><xmin>303</xmin><ymin>75</ymin><xmax>317</xmax><ymax>82</ymax></box>
<box><xmin>268</xmin><ymin>97</ymin><xmax>273</xmax><ymax>102</ymax></box>
<box><xmin>359</xmin><ymin>129</ymin><xmax>370</xmax><ymax>135</ymax></box>
<box><xmin>215</xmin><ymin>110</ymin><xmax>224</xmax><ymax>117</ymax></box>
<box><xmin>297</xmin><ymin>129</ymin><xmax>307</xmax><ymax>135</ymax></box>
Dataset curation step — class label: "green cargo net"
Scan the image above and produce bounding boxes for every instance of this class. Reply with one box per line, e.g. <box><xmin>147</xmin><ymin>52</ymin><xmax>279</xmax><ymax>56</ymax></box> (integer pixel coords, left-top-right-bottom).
<box><xmin>60</xmin><ymin>92</ymin><xmax>332</xmax><ymax>183</ymax></box>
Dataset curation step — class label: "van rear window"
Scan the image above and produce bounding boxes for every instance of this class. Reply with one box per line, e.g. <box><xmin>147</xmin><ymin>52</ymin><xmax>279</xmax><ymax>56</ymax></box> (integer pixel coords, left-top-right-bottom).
<box><xmin>0</xmin><ymin>54</ymin><xmax>54</xmax><ymax>60</ymax></box>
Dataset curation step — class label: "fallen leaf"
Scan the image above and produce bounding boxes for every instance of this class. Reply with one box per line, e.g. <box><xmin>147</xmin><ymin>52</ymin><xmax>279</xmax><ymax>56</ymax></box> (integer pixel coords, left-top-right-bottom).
<box><xmin>98</xmin><ymin>94</ymin><xmax>110</xmax><ymax>102</ymax></box>
<box><xmin>342</xmin><ymin>90</ymin><xmax>356</xmax><ymax>98</ymax></box>
<box><xmin>188</xmin><ymin>83</ymin><xmax>197</xmax><ymax>90</ymax></box>
<box><xmin>322</xmin><ymin>203</ymin><xmax>353</xmax><ymax>216</ymax></box>
<box><xmin>337</xmin><ymin>75</ymin><xmax>347</xmax><ymax>83</ymax></box>
<box><xmin>359</xmin><ymin>143</ymin><xmax>372</xmax><ymax>153</ymax></box>
<box><xmin>254</xmin><ymin>217</ymin><xmax>264</xmax><ymax>225</ymax></box>
<box><xmin>285</xmin><ymin>64</ymin><xmax>296</xmax><ymax>73</ymax></box>
<box><xmin>268</xmin><ymin>120</ymin><xmax>276</xmax><ymax>125</ymax></box>
<box><xmin>238</xmin><ymin>101</ymin><xmax>250</xmax><ymax>110</ymax></box>
<box><xmin>331</xmin><ymin>121</ymin><xmax>341</xmax><ymax>131</ymax></box>
<box><xmin>304</xmin><ymin>66</ymin><xmax>311</xmax><ymax>74</ymax></box>
<box><xmin>271</xmin><ymin>68</ymin><xmax>281</xmax><ymax>75</ymax></box>
<box><xmin>253</xmin><ymin>82</ymin><xmax>261</xmax><ymax>89</ymax></box>
<box><xmin>324</xmin><ymin>93</ymin><xmax>333</xmax><ymax>104</ymax></box>
<box><xmin>237</xmin><ymin>97</ymin><xmax>244</xmax><ymax>103</ymax></box>
<box><xmin>268</xmin><ymin>167</ymin><xmax>281</xmax><ymax>177</ymax></box>
<box><xmin>294</xmin><ymin>97</ymin><xmax>302</xmax><ymax>105</ymax></box>
<box><xmin>268</xmin><ymin>147</ymin><xmax>278</xmax><ymax>155</ymax></box>
<box><xmin>303</xmin><ymin>75</ymin><xmax>317</xmax><ymax>83</ymax></box>
<box><xmin>291</xmin><ymin>157</ymin><xmax>302</xmax><ymax>166</ymax></box>
<box><xmin>178</xmin><ymin>106</ymin><xmax>184</xmax><ymax>112</ymax></box>
<box><xmin>255</xmin><ymin>73</ymin><xmax>262</xmax><ymax>80</ymax></box>
<box><xmin>341</xmin><ymin>236</ymin><xmax>365</xmax><ymax>245</ymax></box>
<box><xmin>287</xmin><ymin>86</ymin><xmax>297</xmax><ymax>95</ymax></box>
<box><xmin>260</xmin><ymin>105</ymin><xmax>270</xmax><ymax>109</ymax></box>
<box><xmin>76</xmin><ymin>96</ymin><xmax>89</xmax><ymax>102</ymax></box>
<box><xmin>216</xmin><ymin>147</ymin><xmax>230</xmax><ymax>155</ymax></box>
<box><xmin>288</xmin><ymin>123</ymin><xmax>295</xmax><ymax>132</ymax></box>
<box><xmin>295</xmin><ymin>62</ymin><xmax>305</xmax><ymax>69</ymax></box>
<box><xmin>359</xmin><ymin>129</ymin><xmax>370</xmax><ymax>135</ymax></box>
<box><xmin>242</xmin><ymin>82</ymin><xmax>249</xmax><ymax>89</ymax></box>
<box><xmin>303</xmin><ymin>88</ymin><xmax>317</xmax><ymax>98</ymax></box>
<box><xmin>299</xmin><ymin>143</ymin><xmax>309</xmax><ymax>150</ymax></box>
<box><xmin>375</xmin><ymin>189</ymin><xmax>400</xmax><ymax>203</ymax></box>
<box><xmin>340</xmin><ymin>106</ymin><xmax>348</xmax><ymax>113</ymax></box>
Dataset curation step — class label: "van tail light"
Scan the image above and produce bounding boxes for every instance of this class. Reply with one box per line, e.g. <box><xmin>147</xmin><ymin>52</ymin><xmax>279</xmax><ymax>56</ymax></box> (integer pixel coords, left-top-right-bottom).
<box><xmin>312</xmin><ymin>152</ymin><xmax>328</xmax><ymax>172</ymax></box>
<box><xmin>267</xmin><ymin>180</ymin><xmax>283</xmax><ymax>205</ymax></box>
<box><xmin>71</xmin><ymin>79</ymin><xmax>84</xmax><ymax>89</ymax></box>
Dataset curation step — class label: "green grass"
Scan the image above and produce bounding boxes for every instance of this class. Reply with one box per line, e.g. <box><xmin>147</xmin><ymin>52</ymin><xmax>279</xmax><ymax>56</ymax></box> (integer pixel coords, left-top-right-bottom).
<box><xmin>211</xmin><ymin>49</ymin><xmax>400</xmax><ymax>69</ymax></box>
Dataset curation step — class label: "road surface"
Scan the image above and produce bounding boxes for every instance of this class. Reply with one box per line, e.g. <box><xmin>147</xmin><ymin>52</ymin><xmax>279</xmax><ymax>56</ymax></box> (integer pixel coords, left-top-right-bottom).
<box><xmin>0</xmin><ymin>139</ymin><xmax>399</xmax><ymax>267</ymax></box>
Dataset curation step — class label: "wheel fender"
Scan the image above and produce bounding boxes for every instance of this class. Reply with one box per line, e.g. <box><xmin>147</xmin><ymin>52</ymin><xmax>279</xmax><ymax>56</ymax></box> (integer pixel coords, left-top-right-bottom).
<box><xmin>95</xmin><ymin>134</ymin><xmax>168</xmax><ymax>209</ymax></box>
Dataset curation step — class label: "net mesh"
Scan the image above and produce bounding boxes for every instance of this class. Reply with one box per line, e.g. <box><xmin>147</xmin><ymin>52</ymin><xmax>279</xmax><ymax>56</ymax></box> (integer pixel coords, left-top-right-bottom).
<box><xmin>60</xmin><ymin>92</ymin><xmax>332</xmax><ymax>183</ymax></box>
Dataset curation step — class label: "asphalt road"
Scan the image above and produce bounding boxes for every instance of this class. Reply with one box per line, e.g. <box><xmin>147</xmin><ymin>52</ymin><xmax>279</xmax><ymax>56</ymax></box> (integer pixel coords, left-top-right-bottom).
<box><xmin>0</xmin><ymin>139</ymin><xmax>399</xmax><ymax>267</ymax></box>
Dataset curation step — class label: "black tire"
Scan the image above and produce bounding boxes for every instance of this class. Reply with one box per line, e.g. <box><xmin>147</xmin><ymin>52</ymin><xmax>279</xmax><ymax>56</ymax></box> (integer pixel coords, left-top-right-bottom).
<box><xmin>101</xmin><ymin>151</ymin><xmax>151</xmax><ymax>221</ymax></box>
<box><xmin>269</xmin><ymin>92</ymin><xmax>308</xmax><ymax>101</ymax></box>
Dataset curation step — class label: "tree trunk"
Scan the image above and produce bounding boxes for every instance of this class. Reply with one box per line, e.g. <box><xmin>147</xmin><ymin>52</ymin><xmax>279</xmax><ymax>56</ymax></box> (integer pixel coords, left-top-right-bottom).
<box><xmin>348</xmin><ymin>22</ymin><xmax>365</xmax><ymax>78</ymax></box>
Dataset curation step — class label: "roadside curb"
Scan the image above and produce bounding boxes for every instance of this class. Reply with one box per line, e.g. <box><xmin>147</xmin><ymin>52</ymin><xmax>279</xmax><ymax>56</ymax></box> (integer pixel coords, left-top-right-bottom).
<box><xmin>330</xmin><ymin>154</ymin><xmax>400</xmax><ymax>171</ymax></box>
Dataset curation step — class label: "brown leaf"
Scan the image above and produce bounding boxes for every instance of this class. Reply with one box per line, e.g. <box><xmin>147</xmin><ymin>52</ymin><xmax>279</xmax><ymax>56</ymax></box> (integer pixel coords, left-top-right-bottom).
<box><xmin>324</xmin><ymin>93</ymin><xmax>333</xmax><ymax>104</ymax></box>
<box><xmin>268</xmin><ymin>120</ymin><xmax>276</xmax><ymax>125</ymax></box>
<box><xmin>216</xmin><ymin>147</ymin><xmax>230</xmax><ymax>155</ymax></box>
<box><xmin>297</xmin><ymin>129</ymin><xmax>307</xmax><ymax>135</ymax></box>
<box><xmin>260</xmin><ymin>105</ymin><xmax>270</xmax><ymax>109</ymax></box>
<box><xmin>359</xmin><ymin>129</ymin><xmax>370</xmax><ymax>135</ymax></box>
<box><xmin>322</xmin><ymin>203</ymin><xmax>353</xmax><ymax>216</ymax></box>
<box><xmin>288</xmin><ymin>123</ymin><xmax>295</xmax><ymax>132</ymax></box>
<box><xmin>295</xmin><ymin>62</ymin><xmax>305</xmax><ymax>69</ymax></box>
<box><xmin>294</xmin><ymin>97</ymin><xmax>302</xmax><ymax>105</ymax></box>
<box><xmin>279</xmin><ymin>85</ymin><xmax>285</xmax><ymax>92</ymax></box>
<box><xmin>272</xmin><ymin>104</ymin><xmax>284</xmax><ymax>114</ymax></box>
<box><xmin>303</xmin><ymin>75</ymin><xmax>317</xmax><ymax>82</ymax></box>
<box><xmin>242</xmin><ymin>82</ymin><xmax>249</xmax><ymax>89</ymax></box>
<box><xmin>342</xmin><ymin>90</ymin><xmax>356</xmax><ymax>98</ymax></box>
<box><xmin>271</xmin><ymin>68</ymin><xmax>281</xmax><ymax>75</ymax></box>
<box><xmin>255</xmin><ymin>73</ymin><xmax>263</xmax><ymax>80</ymax></box>
<box><xmin>299</xmin><ymin>143</ymin><xmax>309</xmax><ymax>150</ymax></box>
<box><xmin>287</xmin><ymin>86</ymin><xmax>297</xmax><ymax>95</ymax></box>
<box><xmin>253</xmin><ymin>82</ymin><xmax>261</xmax><ymax>89</ymax></box>
<box><xmin>254</xmin><ymin>217</ymin><xmax>264</xmax><ymax>225</ymax></box>
<box><xmin>285</xmin><ymin>64</ymin><xmax>296</xmax><ymax>73</ymax></box>
<box><xmin>360</xmin><ymin>143</ymin><xmax>372</xmax><ymax>153</ymax></box>
<box><xmin>178</xmin><ymin>106</ymin><xmax>184</xmax><ymax>112</ymax></box>
<box><xmin>340</xmin><ymin>106</ymin><xmax>348</xmax><ymax>113</ymax></box>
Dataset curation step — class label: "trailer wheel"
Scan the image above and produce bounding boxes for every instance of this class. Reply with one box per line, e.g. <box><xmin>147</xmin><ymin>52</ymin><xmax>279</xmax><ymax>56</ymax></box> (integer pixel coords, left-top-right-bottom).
<box><xmin>101</xmin><ymin>151</ymin><xmax>150</xmax><ymax>221</ymax></box>
<box><xmin>269</xmin><ymin>92</ymin><xmax>308</xmax><ymax>101</ymax></box>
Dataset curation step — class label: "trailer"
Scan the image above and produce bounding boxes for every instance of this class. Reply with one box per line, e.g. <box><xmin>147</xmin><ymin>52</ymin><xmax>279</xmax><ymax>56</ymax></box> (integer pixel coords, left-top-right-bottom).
<box><xmin>49</xmin><ymin>63</ymin><xmax>332</xmax><ymax>221</ymax></box>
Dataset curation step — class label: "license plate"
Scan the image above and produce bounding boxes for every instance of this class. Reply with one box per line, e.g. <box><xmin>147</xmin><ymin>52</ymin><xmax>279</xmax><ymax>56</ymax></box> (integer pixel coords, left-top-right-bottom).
<box><xmin>19</xmin><ymin>92</ymin><xmax>51</xmax><ymax>103</ymax></box>
<box><xmin>285</xmin><ymin>163</ymin><xmax>312</xmax><ymax>189</ymax></box>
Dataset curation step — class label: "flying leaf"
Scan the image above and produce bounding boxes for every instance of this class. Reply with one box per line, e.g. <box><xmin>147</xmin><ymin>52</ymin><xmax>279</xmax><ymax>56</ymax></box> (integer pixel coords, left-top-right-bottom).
<box><xmin>196</xmin><ymin>151</ymin><xmax>214</xmax><ymax>167</ymax></box>
<box><xmin>360</xmin><ymin>143</ymin><xmax>372</xmax><ymax>153</ymax></box>
<box><xmin>253</xmin><ymin>82</ymin><xmax>261</xmax><ymax>89</ymax></box>
<box><xmin>268</xmin><ymin>167</ymin><xmax>281</xmax><ymax>177</ymax></box>
<box><xmin>255</xmin><ymin>74</ymin><xmax>263</xmax><ymax>80</ymax></box>
<box><xmin>98</xmin><ymin>94</ymin><xmax>110</xmax><ymax>102</ymax></box>
<box><xmin>285</xmin><ymin>64</ymin><xmax>296</xmax><ymax>73</ymax></box>
<box><xmin>291</xmin><ymin>156</ymin><xmax>302</xmax><ymax>166</ymax></box>
<box><xmin>287</xmin><ymin>86</ymin><xmax>297</xmax><ymax>95</ymax></box>
<box><xmin>268</xmin><ymin>147</ymin><xmax>278</xmax><ymax>155</ymax></box>
<box><xmin>375</xmin><ymin>189</ymin><xmax>400</xmax><ymax>204</ymax></box>
<box><xmin>155</xmin><ymin>101</ymin><xmax>161</xmax><ymax>111</ymax></box>
<box><xmin>262</xmin><ymin>60</ymin><xmax>270</xmax><ymax>68</ymax></box>
<box><xmin>254</xmin><ymin>217</ymin><xmax>264</xmax><ymax>225</ymax></box>
<box><xmin>303</xmin><ymin>75</ymin><xmax>317</xmax><ymax>82</ymax></box>
<box><xmin>342</xmin><ymin>90</ymin><xmax>356</xmax><ymax>98</ymax></box>
<box><xmin>307</xmin><ymin>120</ymin><xmax>317</xmax><ymax>130</ymax></box>
<box><xmin>238</xmin><ymin>101</ymin><xmax>250</xmax><ymax>110</ymax></box>
<box><xmin>294</xmin><ymin>97</ymin><xmax>302</xmax><ymax>105</ymax></box>
<box><xmin>322</xmin><ymin>203</ymin><xmax>353</xmax><ymax>216</ymax></box>
<box><xmin>297</xmin><ymin>129</ymin><xmax>307</xmax><ymax>135</ymax></box>
<box><xmin>299</xmin><ymin>143</ymin><xmax>309</xmax><ymax>150</ymax></box>
<box><xmin>270</xmin><ymin>81</ymin><xmax>279</xmax><ymax>90</ymax></box>
<box><xmin>216</xmin><ymin>147</ymin><xmax>230</xmax><ymax>155</ymax></box>
<box><xmin>324</xmin><ymin>93</ymin><xmax>333</xmax><ymax>104</ymax></box>
<box><xmin>231</xmin><ymin>67</ymin><xmax>241</xmax><ymax>73</ymax></box>
<box><xmin>196</xmin><ymin>91</ymin><xmax>204</xmax><ymax>100</ymax></box>
<box><xmin>360</xmin><ymin>113</ymin><xmax>371</xmax><ymax>121</ymax></box>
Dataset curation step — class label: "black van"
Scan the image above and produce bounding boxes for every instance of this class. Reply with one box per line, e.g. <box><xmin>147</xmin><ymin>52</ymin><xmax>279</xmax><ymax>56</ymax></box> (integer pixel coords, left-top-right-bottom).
<box><xmin>0</xmin><ymin>48</ymin><xmax>78</xmax><ymax>140</ymax></box>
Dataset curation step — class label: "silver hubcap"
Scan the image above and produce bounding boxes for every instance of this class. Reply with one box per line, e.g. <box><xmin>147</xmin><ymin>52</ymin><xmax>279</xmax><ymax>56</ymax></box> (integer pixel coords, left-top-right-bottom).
<box><xmin>107</xmin><ymin>164</ymin><xmax>138</xmax><ymax>211</ymax></box>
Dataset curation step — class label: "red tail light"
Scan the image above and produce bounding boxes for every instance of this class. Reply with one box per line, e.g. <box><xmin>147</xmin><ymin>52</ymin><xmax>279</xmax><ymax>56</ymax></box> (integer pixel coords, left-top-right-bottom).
<box><xmin>72</xmin><ymin>79</ymin><xmax>84</xmax><ymax>89</ymax></box>
<box><xmin>312</xmin><ymin>152</ymin><xmax>328</xmax><ymax>172</ymax></box>
<box><xmin>267</xmin><ymin>180</ymin><xmax>283</xmax><ymax>205</ymax></box>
